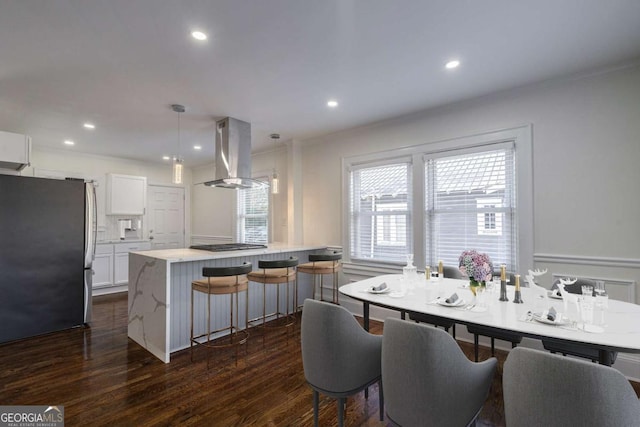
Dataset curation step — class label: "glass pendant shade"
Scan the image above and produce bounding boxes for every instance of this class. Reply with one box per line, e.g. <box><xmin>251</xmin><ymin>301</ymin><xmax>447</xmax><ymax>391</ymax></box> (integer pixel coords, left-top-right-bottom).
<box><xmin>173</xmin><ymin>157</ymin><xmax>184</xmax><ymax>184</ymax></box>
<box><xmin>271</xmin><ymin>172</ymin><xmax>279</xmax><ymax>194</ymax></box>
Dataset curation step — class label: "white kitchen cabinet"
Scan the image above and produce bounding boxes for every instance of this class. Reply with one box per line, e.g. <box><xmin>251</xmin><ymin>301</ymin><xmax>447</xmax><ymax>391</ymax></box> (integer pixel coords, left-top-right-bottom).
<box><xmin>106</xmin><ymin>173</ymin><xmax>147</xmax><ymax>215</ymax></box>
<box><xmin>0</xmin><ymin>130</ymin><xmax>31</xmax><ymax>171</ymax></box>
<box><xmin>93</xmin><ymin>244</ymin><xmax>114</xmax><ymax>288</ymax></box>
<box><xmin>114</xmin><ymin>241</ymin><xmax>151</xmax><ymax>285</ymax></box>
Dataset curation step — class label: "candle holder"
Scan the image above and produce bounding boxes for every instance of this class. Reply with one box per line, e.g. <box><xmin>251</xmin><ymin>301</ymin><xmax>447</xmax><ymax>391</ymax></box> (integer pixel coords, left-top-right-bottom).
<box><xmin>499</xmin><ymin>279</ymin><xmax>509</xmax><ymax>301</ymax></box>
<box><xmin>513</xmin><ymin>274</ymin><xmax>523</xmax><ymax>303</ymax></box>
<box><xmin>513</xmin><ymin>290</ymin><xmax>524</xmax><ymax>304</ymax></box>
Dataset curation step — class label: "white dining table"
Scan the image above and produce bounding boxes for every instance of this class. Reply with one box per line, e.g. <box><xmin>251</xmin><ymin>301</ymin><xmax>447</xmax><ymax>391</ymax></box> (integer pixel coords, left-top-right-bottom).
<box><xmin>339</xmin><ymin>274</ymin><xmax>640</xmax><ymax>366</ymax></box>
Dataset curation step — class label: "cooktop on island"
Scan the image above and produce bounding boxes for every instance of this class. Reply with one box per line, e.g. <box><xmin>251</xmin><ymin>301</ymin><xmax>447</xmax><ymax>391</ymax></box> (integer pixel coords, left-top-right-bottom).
<box><xmin>190</xmin><ymin>243</ymin><xmax>268</xmax><ymax>252</ymax></box>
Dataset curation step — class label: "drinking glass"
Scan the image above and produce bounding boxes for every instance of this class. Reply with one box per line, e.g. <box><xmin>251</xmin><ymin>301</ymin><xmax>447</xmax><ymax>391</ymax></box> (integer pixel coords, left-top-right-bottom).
<box><xmin>475</xmin><ymin>286</ymin><xmax>488</xmax><ymax>311</ymax></box>
<box><xmin>581</xmin><ymin>285</ymin><xmax>594</xmax><ymax>297</ymax></box>
<box><xmin>580</xmin><ymin>295</ymin><xmax>595</xmax><ymax>327</ymax></box>
<box><xmin>594</xmin><ymin>280</ymin><xmax>606</xmax><ymax>296</ymax></box>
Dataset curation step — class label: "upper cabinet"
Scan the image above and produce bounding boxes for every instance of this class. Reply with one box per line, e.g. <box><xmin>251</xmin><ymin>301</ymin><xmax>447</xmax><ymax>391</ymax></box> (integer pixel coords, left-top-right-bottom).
<box><xmin>106</xmin><ymin>173</ymin><xmax>147</xmax><ymax>215</ymax></box>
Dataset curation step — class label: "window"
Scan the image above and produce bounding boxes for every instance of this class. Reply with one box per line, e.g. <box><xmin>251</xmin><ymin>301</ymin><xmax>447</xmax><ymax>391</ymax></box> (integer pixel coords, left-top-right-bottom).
<box><xmin>343</xmin><ymin>126</ymin><xmax>532</xmax><ymax>272</ymax></box>
<box><xmin>349</xmin><ymin>161</ymin><xmax>412</xmax><ymax>263</ymax></box>
<box><xmin>236</xmin><ymin>179</ymin><xmax>269</xmax><ymax>244</ymax></box>
<box><xmin>426</xmin><ymin>146</ymin><xmax>516</xmax><ymax>270</ymax></box>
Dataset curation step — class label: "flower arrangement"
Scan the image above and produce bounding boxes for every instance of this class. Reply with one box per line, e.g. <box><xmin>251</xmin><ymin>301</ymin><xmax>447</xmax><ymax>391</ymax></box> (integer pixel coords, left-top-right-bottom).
<box><xmin>459</xmin><ymin>250</ymin><xmax>494</xmax><ymax>286</ymax></box>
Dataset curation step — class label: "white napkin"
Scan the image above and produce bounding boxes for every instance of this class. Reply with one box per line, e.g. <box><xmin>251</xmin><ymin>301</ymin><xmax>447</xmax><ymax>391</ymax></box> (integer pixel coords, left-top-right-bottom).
<box><xmin>545</xmin><ymin>307</ymin><xmax>557</xmax><ymax>322</ymax></box>
<box><xmin>445</xmin><ymin>293</ymin><xmax>459</xmax><ymax>304</ymax></box>
<box><xmin>371</xmin><ymin>282</ymin><xmax>387</xmax><ymax>292</ymax></box>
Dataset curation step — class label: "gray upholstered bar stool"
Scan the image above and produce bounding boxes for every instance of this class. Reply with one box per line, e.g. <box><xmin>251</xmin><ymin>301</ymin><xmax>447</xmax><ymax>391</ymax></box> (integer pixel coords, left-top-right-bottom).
<box><xmin>247</xmin><ymin>257</ymin><xmax>299</xmax><ymax>329</ymax></box>
<box><xmin>297</xmin><ymin>251</ymin><xmax>342</xmax><ymax>304</ymax></box>
<box><xmin>190</xmin><ymin>262</ymin><xmax>252</xmax><ymax>361</ymax></box>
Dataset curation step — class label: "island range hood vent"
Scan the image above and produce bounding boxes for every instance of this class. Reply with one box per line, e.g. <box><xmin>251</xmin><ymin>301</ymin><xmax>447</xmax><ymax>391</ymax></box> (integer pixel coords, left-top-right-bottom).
<box><xmin>204</xmin><ymin>117</ymin><xmax>267</xmax><ymax>190</ymax></box>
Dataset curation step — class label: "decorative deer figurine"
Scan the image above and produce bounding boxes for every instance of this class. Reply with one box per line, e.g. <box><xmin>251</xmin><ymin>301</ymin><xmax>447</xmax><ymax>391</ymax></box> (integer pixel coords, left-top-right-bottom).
<box><xmin>525</xmin><ymin>268</ymin><xmax>549</xmax><ymax>299</ymax></box>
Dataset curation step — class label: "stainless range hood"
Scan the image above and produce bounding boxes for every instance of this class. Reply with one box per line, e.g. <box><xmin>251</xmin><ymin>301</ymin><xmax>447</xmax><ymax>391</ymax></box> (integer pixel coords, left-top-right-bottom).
<box><xmin>204</xmin><ymin>117</ymin><xmax>267</xmax><ymax>189</ymax></box>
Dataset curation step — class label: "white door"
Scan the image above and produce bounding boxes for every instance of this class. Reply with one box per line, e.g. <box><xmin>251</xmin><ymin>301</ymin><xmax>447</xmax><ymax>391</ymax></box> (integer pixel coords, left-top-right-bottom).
<box><xmin>148</xmin><ymin>185</ymin><xmax>185</xmax><ymax>249</ymax></box>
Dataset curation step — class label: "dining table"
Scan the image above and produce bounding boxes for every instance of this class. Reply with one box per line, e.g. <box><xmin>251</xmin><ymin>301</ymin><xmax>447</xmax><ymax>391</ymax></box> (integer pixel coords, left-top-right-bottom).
<box><xmin>339</xmin><ymin>274</ymin><xmax>640</xmax><ymax>366</ymax></box>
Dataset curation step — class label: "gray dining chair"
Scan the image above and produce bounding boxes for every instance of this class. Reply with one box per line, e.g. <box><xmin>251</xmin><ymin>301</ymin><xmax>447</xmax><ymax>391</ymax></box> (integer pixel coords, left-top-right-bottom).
<box><xmin>544</xmin><ymin>278</ymin><xmax>617</xmax><ymax>363</ymax></box>
<box><xmin>382</xmin><ymin>318</ymin><xmax>497</xmax><ymax>427</ymax></box>
<box><xmin>301</xmin><ymin>299</ymin><xmax>383</xmax><ymax>427</ymax></box>
<box><xmin>503</xmin><ymin>347</ymin><xmax>640</xmax><ymax>427</ymax></box>
<box><xmin>408</xmin><ymin>264</ymin><xmax>462</xmax><ymax>337</ymax></box>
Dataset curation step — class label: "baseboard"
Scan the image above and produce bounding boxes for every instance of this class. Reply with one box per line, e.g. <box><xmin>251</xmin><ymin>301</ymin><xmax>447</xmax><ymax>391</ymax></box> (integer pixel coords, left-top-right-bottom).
<box><xmin>93</xmin><ymin>285</ymin><xmax>128</xmax><ymax>296</ymax></box>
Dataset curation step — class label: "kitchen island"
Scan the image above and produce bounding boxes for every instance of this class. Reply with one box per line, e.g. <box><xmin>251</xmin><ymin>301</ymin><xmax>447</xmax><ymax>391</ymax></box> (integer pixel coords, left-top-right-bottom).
<box><xmin>127</xmin><ymin>244</ymin><xmax>327</xmax><ymax>362</ymax></box>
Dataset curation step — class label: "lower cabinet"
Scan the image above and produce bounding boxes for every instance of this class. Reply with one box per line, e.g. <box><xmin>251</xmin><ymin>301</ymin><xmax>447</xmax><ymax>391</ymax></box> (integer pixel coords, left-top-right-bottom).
<box><xmin>114</xmin><ymin>242</ymin><xmax>151</xmax><ymax>285</ymax></box>
<box><xmin>93</xmin><ymin>242</ymin><xmax>151</xmax><ymax>290</ymax></box>
<box><xmin>93</xmin><ymin>244</ymin><xmax>114</xmax><ymax>288</ymax></box>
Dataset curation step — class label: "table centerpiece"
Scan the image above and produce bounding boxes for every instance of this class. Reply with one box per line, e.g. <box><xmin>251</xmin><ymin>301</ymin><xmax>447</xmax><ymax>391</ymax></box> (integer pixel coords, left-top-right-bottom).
<box><xmin>459</xmin><ymin>249</ymin><xmax>493</xmax><ymax>296</ymax></box>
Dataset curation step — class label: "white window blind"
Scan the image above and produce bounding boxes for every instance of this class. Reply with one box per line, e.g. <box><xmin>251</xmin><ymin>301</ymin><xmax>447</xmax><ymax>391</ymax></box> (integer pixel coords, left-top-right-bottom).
<box><xmin>425</xmin><ymin>145</ymin><xmax>517</xmax><ymax>271</ymax></box>
<box><xmin>237</xmin><ymin>179</ymin><xmax>269</xmax><ymax>244</ymax></box>
<box><xmin>349</xmin><ymin>161</ymin><xmax>412</xmax><ymax>263</ymax></box>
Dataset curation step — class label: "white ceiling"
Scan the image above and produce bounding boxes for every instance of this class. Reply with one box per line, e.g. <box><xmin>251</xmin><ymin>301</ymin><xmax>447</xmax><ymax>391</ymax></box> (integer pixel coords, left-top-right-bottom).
<box><xmin>1</xmin><ymin>0</ymin><xmax>640</xmax><ymax>167</ymax></box>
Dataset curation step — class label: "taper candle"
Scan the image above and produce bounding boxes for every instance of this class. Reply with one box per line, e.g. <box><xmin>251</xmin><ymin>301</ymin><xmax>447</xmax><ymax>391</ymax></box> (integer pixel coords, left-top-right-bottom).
<box><xmin>515</xmin><ymin>274</ymin><xmax>521</xmax><ymax>291</ymax></box>
<box><xmin>501</xmin><ymin>264</ymin><xmax>506</xmax><ymax>281</ymax></box>
<box><xmin>438</xmin><ymin>260</ymin><xmax>443</xmax><ymax>276</ymax></box>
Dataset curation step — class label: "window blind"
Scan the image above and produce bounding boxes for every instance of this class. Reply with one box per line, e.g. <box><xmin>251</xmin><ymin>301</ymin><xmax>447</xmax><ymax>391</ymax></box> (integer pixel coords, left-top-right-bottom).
<box><xmin>237</xmin><ymin>179</ymin><xmax>269</xmax><ymax>244</ymax></box>
<box><xmin>349</xmin><ymin>161</ymin><xmax>412</xmax><ymax>263</ymax></box>
<box><xmin>425</xmin><ymin>146</ymin><xmax>517</xmax><ymax>271</ymax></box>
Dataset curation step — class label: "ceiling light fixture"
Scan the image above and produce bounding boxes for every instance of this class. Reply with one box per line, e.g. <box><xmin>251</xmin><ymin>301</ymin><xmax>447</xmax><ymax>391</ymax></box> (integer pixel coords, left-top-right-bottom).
<box><xmin>83</xmin><ymin>123</ymin><xmax>95</xmax><ymax>129</ymax></box>
<box><xmin>445</xmin><ymin>59</ymin><xmax>460</xmax><ymax>69</ymax></box>
<box><xmin>191</xmin><ymin>30</ymin><xmax>207</xmax><ymax>41</ymax></box>
<box><xmin>193</xmin><ymin>145</ymin><xmax>202</xmax><ymax>150</ymax></box>
<box><xmin>270</xmin><ymin>133</ymin><xmax>280</xmax><ymax>195</ymax></box>
<box><xmin>171</xmin><ymin>104</ymin><xmax>186</xmax><ymax>185</ymax></box>
<box><xmin>162</xmin><ymin>155</ymin><xmax>170</xmax><ymax>161</ymax></box>
<box><xmin>327</xmin><ymin>100</ymin><xmax>339</xmax><ymax>108</ymax></box>
<box><xmin>64</xmin><ymin>140</ymin><xmax>75</xmax><ymax>146</ymax></box>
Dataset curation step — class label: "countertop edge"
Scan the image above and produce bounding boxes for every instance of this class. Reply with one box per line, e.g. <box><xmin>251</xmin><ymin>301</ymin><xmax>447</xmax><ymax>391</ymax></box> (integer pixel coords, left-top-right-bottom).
<box><xmin>130</xmin><ymin>245</ymin><xmax>329</xmax><ymax>262</ymax></box>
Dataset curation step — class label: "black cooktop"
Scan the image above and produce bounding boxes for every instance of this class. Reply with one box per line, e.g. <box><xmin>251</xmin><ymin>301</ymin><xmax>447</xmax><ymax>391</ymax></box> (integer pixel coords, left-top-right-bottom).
<box><xmin>190</xmin><ymin>243</ymin><xmax>268</xmax><ymax>252</ymax></box>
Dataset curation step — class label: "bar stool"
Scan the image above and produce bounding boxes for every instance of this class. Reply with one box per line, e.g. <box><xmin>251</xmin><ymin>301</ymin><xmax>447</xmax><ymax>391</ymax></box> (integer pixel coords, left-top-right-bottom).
<box><xmin>247</xmin><ymin>257</ymin><xmax>298</xmax><ymax>329</ymax></box>
<box><xmin>297</xmin><ymin>251</ymin><xmax>342</xmax><ymax>304</ymax></box>
<box><xmin>190</xmin><ymin>262</ymin><xmax>252</xmax><ymax>361</ymax></box>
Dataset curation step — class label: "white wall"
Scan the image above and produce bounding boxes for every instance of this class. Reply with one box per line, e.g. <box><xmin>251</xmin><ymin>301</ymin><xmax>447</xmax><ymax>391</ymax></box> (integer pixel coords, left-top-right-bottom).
<box><xmin>299</xmin><ymin>64</ymin><xmax>640</xmax><ymax>378</ymax></box>
<box><xmin>25</xmin><ymin>147</ymin><xmax>192</xmax><ymax>242</ymax></box>
<box><xmin>190</xmin><ymin>147</ymin><xmax>289</xmax><ymax>244</ymax></box>
<box><xmin>300</xmin><ymin>64</ymin><xmax>640</xmax><ymax>298</ymax></box>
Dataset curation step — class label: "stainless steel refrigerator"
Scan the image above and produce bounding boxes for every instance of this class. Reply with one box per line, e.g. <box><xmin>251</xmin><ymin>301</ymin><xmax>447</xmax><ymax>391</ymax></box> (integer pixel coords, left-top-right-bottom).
<box><xmin>0</xmin><ymin>174</ymin><xmax>96</xmax><ymax>344</ymax></box>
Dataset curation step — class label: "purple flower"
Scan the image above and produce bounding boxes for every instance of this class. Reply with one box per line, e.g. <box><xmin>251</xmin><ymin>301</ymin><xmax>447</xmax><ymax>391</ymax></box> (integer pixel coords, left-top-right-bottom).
<box><xmin>458</xmin><ymin>250</ymin><xmax>493</xmax><ymax>282</ymax></box>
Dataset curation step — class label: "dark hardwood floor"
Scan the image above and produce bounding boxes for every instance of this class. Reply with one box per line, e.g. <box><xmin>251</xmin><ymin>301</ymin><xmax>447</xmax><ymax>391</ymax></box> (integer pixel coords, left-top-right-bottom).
<box><xmin>1</xmin><ymin>293</ymin><xmax>638</xmax><ymax>426</ymax></box>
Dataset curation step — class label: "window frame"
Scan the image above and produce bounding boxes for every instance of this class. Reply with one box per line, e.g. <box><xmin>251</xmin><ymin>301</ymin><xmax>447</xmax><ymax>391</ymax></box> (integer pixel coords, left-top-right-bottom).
<box><xmin>235</xmin><ymin>176</ymin><xmax>271</xmax><ymax>244</ymax></box>
<box><xmin>347</xmin><ymin>158</ymin><xmax>413</xmax><ymax>265</ymax></box>
<box><xmin>342</xmin><ymin>125</ymin><xmax>533</xmax><ymax>273</ymax></box>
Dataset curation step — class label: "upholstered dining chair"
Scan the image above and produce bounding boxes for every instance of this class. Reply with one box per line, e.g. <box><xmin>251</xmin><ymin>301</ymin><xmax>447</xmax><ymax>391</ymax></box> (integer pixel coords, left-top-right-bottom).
<box><xmin>382</xmin><ymin>318</ymin><xmax>497</xmax><ymax>427</ymax></box>
<box><xmin>408</xmin><ymin>264</ymin><xmax>462</xmax><ymax>337</ymax></box>
<box><xmin>544</xmin><ymin>277</ymin><xmax>617</xmax><ymax>363</ymax></box>
<box><xmin>503</xmin><ymin>347</ymin><xmax>640</xmax><ymax>427</ymax></box>
<box><xmin>301</xmin><ymin>299</ymin><xmax>383</xmax><ymax>427</ymax></box>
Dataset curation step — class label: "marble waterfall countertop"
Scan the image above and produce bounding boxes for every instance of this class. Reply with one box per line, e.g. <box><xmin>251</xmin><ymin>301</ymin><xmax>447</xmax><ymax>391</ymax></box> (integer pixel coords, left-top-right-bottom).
<box><xmin>130</xmin><ymin>243</ymin><xmax>327</xmax><ymax>262</ymax></box>
<box><xmin>128</xmin><ymin>243</ymin><xmax>329</xmax><ymax>362</ymax></box>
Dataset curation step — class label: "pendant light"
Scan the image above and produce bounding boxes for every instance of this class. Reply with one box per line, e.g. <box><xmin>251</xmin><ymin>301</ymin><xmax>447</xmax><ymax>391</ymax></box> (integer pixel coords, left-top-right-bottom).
<box><xmin>270</xmin><ymin>133</ymin><xmax>280</xmax><ymax>194</ymax></box>
<box><xmin>171</xmin><ymin>104</ymin><xmax>185</xmax><ymax>184</ymax></box>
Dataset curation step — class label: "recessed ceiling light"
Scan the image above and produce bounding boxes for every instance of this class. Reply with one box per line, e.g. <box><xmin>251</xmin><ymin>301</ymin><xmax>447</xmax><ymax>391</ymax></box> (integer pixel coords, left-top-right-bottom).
<box><xmin>191</xmin><ymin>30</ymin><xmax>207</xmax><ymax>41</ymax></box>
<box><xmin>162</xmin><ymin>156</ymin><xmax>171</xmax><ymax>161</ymax></box>
<box><xmin>64</xmin><ymin>140</ymin><xmax>75</xmax><ymax>146</ymax></box>
<box><xmin>193</xmin><ymin>145</ymin><xmax>202</xmax><ymax>150</ymax></box>
<box><xmin>327</xmin><ymin>100</ymin><xmax>339</xmax><ymax>108</ymax></box>
<box><xmin>83</xmin><ymin>123</ymin><xmax>95</xmax><ymax>129</ymax></box>
<box><xmin>445</xmin><ymin>60</ymin><xmax>460</xmax><ymax>69</ymax></box>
